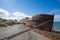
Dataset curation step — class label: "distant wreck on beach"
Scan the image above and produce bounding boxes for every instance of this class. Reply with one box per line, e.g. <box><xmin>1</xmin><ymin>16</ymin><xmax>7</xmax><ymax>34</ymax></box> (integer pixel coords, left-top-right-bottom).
<box><xmin>24</xmin><ymin>14</ymin><xmax>54</xmax><ymax>31</ymax></box>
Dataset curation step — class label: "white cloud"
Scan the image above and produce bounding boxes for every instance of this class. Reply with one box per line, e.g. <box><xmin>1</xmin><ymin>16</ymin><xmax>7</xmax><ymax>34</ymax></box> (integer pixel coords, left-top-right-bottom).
<box><xmin>47</xmin><ymin>9</ymin><xmax>60</xmax><ymax>22</ymax></box>
<box><xmin>3</xmin><ymin>17</ymin><xmax>18</xmax><ymax>20</ymax></box>
<box><xmin>0</xmin><ymin>9</ymin><xmax>32</xmax><ymax>21</ymax></box>
<box><xmin>1</xmin><ymin>9</ymin><xmax>60</xmax><ymax>22</ymax></box>
<box><xmin>0</xmin><ymin>9</ymin><xmax>16</xmax><ymax>20</ymax></box>
<box><xmin>54</xmin><ymin>15</ymin><xmax>60</xmax><ymax>22</ymax></box>
<box><xmin>0</xmin><ymin>9</ymin><xmax>9</xmax><ymax>17</ymax></box>
<box><xmin>13</xmin><ymin>12</ymin><xmax>32</xmax><ymax>19</ymax></box>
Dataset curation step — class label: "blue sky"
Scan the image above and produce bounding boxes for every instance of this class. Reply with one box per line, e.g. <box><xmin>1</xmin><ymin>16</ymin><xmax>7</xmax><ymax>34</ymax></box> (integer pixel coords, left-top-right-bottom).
<box><xmin>0</xmin><ymin>0</ymin><xmax>60</xmax><ymax>22</ymax></box>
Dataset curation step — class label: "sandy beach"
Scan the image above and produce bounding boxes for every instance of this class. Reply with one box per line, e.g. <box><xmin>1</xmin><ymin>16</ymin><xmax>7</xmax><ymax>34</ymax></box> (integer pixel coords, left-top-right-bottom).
<box><xmin>0</xmin><ymin>24</ymin><xmax>51</xmax><ymax>40</ymax></box>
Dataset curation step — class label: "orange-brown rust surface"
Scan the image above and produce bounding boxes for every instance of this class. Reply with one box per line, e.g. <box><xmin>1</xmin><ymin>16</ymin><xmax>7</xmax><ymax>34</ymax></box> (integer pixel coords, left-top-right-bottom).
<box><xmin>25</xmin><ymin>22</ymin><xmax>33</xmax><ymax>27</ymax></box>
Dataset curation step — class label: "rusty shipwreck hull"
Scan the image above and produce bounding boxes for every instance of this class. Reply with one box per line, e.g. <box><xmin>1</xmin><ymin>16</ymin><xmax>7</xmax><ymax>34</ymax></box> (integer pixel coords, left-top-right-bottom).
<box><xmin>32</xmin><ymin>14</ymin><xmax>54</xmax><ymax>31</ymax></box>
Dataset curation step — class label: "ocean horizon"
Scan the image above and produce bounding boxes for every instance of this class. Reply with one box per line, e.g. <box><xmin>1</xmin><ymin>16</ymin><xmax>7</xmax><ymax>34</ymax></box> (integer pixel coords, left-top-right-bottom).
<box><xmin>53</xmin><ymin>22</ymin><xmax>60</xmax><ymax>31</ymax></box>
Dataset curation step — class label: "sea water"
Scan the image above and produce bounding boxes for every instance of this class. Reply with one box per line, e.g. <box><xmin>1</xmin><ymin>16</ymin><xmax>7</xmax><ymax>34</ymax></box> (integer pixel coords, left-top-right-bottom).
<box><xmin>53</xmin><ymin>22</ymin><xmax>60</xmax><ymax>31</ymax></box>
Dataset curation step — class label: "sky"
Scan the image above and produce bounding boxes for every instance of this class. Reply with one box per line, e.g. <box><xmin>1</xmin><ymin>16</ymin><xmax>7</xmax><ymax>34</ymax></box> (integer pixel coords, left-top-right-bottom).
<box><xmin>0</xmin><ymin>0</ymin><xmax>60</xmax><ymax>22</ymax></box>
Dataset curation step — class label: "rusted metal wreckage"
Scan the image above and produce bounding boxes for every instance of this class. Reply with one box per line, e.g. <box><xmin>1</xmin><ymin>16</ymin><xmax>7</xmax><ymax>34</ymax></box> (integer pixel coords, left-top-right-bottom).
<box><xmin>25</xmin><ymin>14</ymin><xmax>54</xmax><ymax>31</ymax></box>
